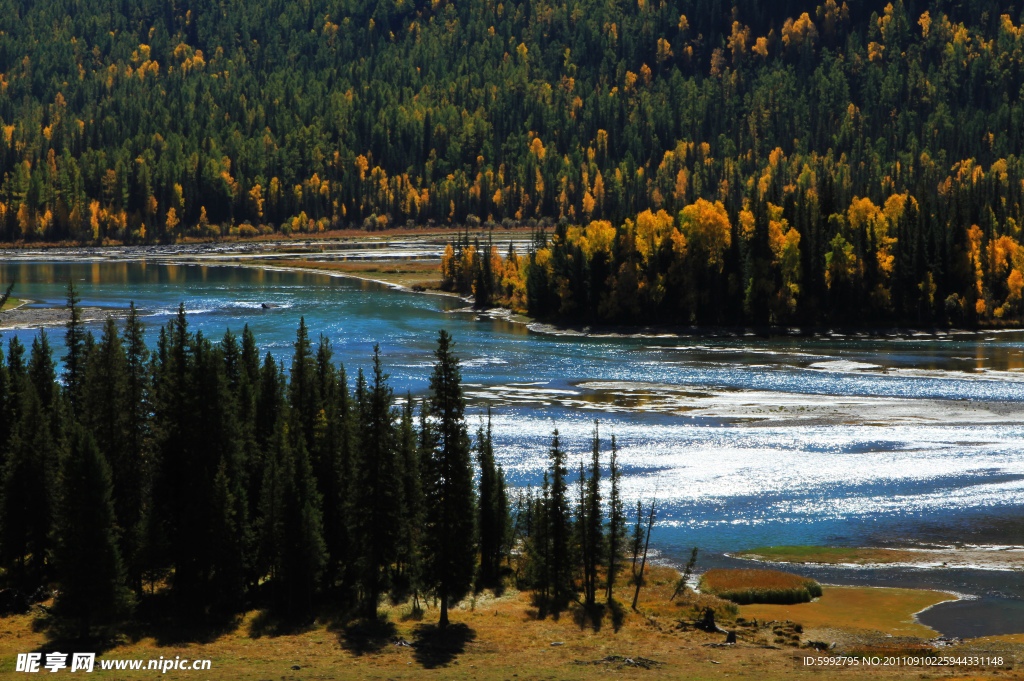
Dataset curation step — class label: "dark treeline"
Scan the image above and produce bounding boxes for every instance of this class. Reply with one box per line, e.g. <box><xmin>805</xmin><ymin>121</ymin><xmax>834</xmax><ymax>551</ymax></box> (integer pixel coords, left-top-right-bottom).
<box><xmin>0</xmin><ymin>287</ymin><xmax>657</xmax><ymax>635</ymax></box>
<box><xmin>0</xmin><ymin>288</ymin><xmax>512</xmax><ymax>633</ymax></box>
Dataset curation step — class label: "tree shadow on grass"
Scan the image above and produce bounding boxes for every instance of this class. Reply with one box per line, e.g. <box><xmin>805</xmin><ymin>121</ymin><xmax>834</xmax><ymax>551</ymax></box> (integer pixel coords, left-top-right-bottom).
<box><xmin>411</xmin><ymin>622</ymin><xmax>475</xmax><ymax>668</ymax></box>
<box><xmin>571</xmin><ymin>598</ymin><xmax>626</xmax><ymax>633</ymax></box>
<box><xmin>246</xmin><ymin>610</ymin><xmax>317</xmax><ymax>639</ymax></box>
<box><xmin>331</xmin><ymin>614</ymin><xmax>397</xmax><ymax>656</ymax></box>
<box><xmin>525</xmin><ymin>593</ymin><xmax>568</xmax><ymax>622</ymax></box>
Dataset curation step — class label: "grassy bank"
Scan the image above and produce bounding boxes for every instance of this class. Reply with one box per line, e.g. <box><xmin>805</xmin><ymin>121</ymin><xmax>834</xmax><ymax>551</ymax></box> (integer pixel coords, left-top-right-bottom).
<box><xmin>734</xmin><ymin>546</ymin><xmax>919</xmax><ymax>565</ymax></box>
<box><xmin>699</xmin><ymin>569</ymin><xmax>823</xmax><ymax>605</ymax></box>
<box><xmin>257</xmin><ymin>258</ymin><xmax>447</xmax><ymax>292</ymax></box>
<box><xmin>738</xmin><ymin>585</ymin><xmax>955</xmax><ymax>639</ymax></box>
<box><xmin>0</xmin><ymin>297</ymin><xmax>24</xmax><ymax>311</ymax></box>
<box><xmin>6</xmin><ymin>566</ymin><xmax>1014</xmax><ymax>680</ymax></box>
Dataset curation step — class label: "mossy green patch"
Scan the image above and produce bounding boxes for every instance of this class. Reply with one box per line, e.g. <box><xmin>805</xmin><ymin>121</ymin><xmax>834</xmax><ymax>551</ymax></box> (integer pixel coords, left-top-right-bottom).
<box><xmin>1</xmin><ymin>297</ymin><xmax>24</xmax><ymax>311</ymax></box>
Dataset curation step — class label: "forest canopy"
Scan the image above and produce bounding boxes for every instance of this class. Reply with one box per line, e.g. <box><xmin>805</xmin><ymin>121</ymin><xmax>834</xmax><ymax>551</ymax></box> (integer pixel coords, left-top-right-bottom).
<box><xmin>2</xmin><ymin>0</ymin><xmax>1024</xmax><ymax>323</ymax></box>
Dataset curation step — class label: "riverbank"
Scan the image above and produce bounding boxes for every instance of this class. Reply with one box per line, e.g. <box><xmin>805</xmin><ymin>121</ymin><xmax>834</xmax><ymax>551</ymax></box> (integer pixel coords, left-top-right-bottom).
<box><xmin>2</xmin><ymin>566</ymin><xmax>1019</xmax><ymax>680</ymax></box>
<box><xmin>0</xmin><ymin>305</ymin><xmax>129</xmax><ymax>331</ymax></box>
<box><xmin>0</xmin><ymin>297</ymin><xmax>25</xmax><ymax>312</ymax></box>
<box><xmin>733</xmin><ymin>546</ymin><xmax>1024</xmax><ymax>571</ymax></box>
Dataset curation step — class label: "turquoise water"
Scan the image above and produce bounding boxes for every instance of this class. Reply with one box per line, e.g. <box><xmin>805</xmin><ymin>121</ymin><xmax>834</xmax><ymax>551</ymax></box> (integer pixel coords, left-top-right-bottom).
<box><xmin>3</xmin><ymin>260</ymin><xmax>1024</xmax><ymax>636</ymax></box>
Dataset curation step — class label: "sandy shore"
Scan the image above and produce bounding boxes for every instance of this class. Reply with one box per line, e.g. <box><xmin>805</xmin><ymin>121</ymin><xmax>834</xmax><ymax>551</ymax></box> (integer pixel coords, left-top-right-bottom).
<box><xmin>0</xmin><ymin>305</ymin><xmax>128</xmax><ymax>330</ymax></box>
<box><xmin>733</xmin><ymin>546</ymin><xmax>1024</xmax><ymax>571</ymax></box>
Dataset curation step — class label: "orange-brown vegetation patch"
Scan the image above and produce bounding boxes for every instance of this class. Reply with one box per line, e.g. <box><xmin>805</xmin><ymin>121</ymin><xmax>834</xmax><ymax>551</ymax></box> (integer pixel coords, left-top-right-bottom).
<box><xmin>699</xmin><ymin>568</ymin><xmax>822</xmax><ymax>604</ymax></box>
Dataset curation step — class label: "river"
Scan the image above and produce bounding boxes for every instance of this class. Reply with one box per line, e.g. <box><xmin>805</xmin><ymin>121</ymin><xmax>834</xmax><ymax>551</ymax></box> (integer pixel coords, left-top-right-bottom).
<box><xmin>1</xmin><ymin>258</ymin><xmax>1023</xmax><ymax>638</ymax></box>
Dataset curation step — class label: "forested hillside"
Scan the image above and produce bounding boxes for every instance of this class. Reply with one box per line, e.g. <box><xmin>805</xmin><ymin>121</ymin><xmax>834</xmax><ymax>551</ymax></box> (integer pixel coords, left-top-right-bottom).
<box><xmin>2</xmin><ymin>0</ymin><xmax>1024</xmax><ymax>323</ymax></box>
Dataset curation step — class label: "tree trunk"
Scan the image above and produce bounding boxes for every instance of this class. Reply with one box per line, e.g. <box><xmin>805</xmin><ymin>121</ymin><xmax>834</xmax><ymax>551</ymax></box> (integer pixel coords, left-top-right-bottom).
<box><xmin>631</xmin><ymin>500</ymin><xmax>656</xmax><ymax>611</ymax></box>
<box><xmin>439</xmin><ymin>589</ymin><xmax>449</xmax><ymax>629</ymax></box>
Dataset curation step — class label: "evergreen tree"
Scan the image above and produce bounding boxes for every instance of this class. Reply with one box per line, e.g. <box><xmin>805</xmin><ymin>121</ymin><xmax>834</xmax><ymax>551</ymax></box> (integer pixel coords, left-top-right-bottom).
<box><xmin>605</xmin><ymin>435</ymin><xmax>625</xmax><ymax>602</ymax></box>
<box><xmin>288</xmin><ymin>318</ymin><xmax>319</xmax><ymax>450</ymax></box>
<box><xmin>581</xmin><ymin>421</ymin><xmax>604</xmax><ymax>608</ymax></box>
<box><xmin>524</xmin><ymin>474</ymin><xmax>551</xmax><ymax>598</ymax></box>
<box><xmin>476</xmin><ymin>409</ymin><xmax>507</xmax><ymax>590</ymax></box>
<box><xmin>82</xmin><ymin>317</ymin><xmax>143</xmax><ymax>590</ymax></box>
<box><xmin>311</xmin><ymin>335</ymin><xmax>344</xmax><ymax>585</ymax></box>
<box><xmin>421</xmin><ymin>330</ymin><xmax>477</xmax><ymax>628</ymax></box>
<box><xmin>0</xmin><ymin>382</ymin><xmax>59</xmax><ymax>591</ymax></box>
<box><xmin>121</xmin><ymin>302</ymin><xmax>151</xmax><ymax>592</ymax></box>
<box><xmin>209</xmin><ymin>459</ymin><xmax>247</xmax><ymax>617</ymax></box>
<box><xmin>395</xmin><ymin>394</ymin><xmax>424</xmax><ymax>602</ymax></box>
<box><xmin>63</xmin><ymin>281</ymin><xmax>87</xmax><ymax>413</ymax></box>
<box><xmin>52</xmin><ymin>428</ymin><xmax>132</xmax><ymax>637</ymax></box>
<box><xmin>278</xmin><ymin>437</ymin><xmax>327</xmax><ymax>621</ymax></box>
<box><xmin>545</xmin><ymin>428</ymin><xmax>573</xmax><ymax>609</ymax></box>
<box><xmin>351</xmin><ymin>349</ymin><xmax>403</xmax><ymax>618</ymax></box>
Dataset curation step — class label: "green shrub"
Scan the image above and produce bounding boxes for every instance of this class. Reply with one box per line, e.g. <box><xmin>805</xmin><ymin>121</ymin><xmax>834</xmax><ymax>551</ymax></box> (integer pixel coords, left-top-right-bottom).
<box><xmin>698</xmin><ymin>569</ymin><xmax>822</xmax><ymax>605</ymax></box>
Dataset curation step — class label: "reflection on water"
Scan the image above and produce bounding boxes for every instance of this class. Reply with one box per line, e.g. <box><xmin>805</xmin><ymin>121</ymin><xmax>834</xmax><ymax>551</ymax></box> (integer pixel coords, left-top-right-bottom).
<box><xmin>2</xmin><ymin>260</ymin><xmax>1024</xmax><ymax>637</ymax></box>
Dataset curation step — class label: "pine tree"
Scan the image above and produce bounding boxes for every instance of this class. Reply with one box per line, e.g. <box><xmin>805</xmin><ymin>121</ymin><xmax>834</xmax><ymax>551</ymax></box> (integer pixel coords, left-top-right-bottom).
<box><xmin>121</xmin><ymin>302</ymin><xmax>150</xmax><ymax>592</ymax></box>
<box><xmin>545</xmin><ymin>428</ymin><xmax>573</xmax><ymax>609</ymax></box>
<box><xmin>605</xmin><ymin>435</ymin><xmax>625</xmax><ymax>602</ymax></box>
<box><xmin>395</xmin><ymin>394</ymin><xmax>423</xmax><ymax>602</ymax></box>
<box><xmin>351</xmin><ymin>348</ymin><xmax>403</xmax><ymax>618</ymax></box>
<box><xmin>581</xmin><ymin>421</ymin><xmax>604</xmax><ymax>608</ymax></box>
<box><xmin>0</xmin><ymin>383</ymin><xmax>59</xmax><ymax>591</ymax></box>
<box><xmin>476</xmin><ymin>409</ymin><xmax>507</xmax><ymax>590</ymax></box>
<box><xmin>82</xmin><ymin>317</ymin><xmax>142</xmax><ymax>590</ymax></box>
<box><xmin>525</xmin><ymin>474</ymin><xmax>551</xmax><ymax>598</ymax></box>
<box><xmin>52</xmin><ymin>428</ymin><xmax>132</xmax><ymax>637</ymax></box>
<box><xmin>421</xmin><ymin>330</ymin><xmax>477</xmax><ymax>628</ymax></box>
<box><xmin>63</xmin><ymin>280</ymin><xmax>87</xmax><ymax>413</ymax></box>
<box><xmin>312</xmin><ymin>335</ymin><xmax>344</xmax><ymax>585</ymax></box>
<box><xmin>209</xmin><ymin>459</ymin><xmax>247</xmax><ymax>617</ymax></box>
<box><xmin>288</xmin><ymin>318</ymin><xmax>319</xmax><ymax>450</ymax></box>
<box><xmin>278</xmin><ymin>437</ymin><xmax>327</xmax><ymax>621</ymax></box>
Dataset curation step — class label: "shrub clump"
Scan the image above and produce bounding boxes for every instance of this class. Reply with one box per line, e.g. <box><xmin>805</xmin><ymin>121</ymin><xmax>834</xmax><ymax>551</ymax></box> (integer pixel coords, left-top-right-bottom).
<box><xmin>697</xmin><ymin>569</ymin><xmax>823</xmax><ymax>605</ymax></box>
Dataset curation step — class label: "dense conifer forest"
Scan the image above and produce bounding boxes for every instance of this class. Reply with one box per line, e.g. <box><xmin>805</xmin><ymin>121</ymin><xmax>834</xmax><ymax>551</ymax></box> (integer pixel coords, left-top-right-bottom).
<box><xmin>2</xmin><ymin>1</ymin><xmax>1024</xmax><ymax>324</ymax></box>
<box><xmin>0</xmin><ymin>290</ymin><xmax>645</xmax><ymax>634</ymax></box>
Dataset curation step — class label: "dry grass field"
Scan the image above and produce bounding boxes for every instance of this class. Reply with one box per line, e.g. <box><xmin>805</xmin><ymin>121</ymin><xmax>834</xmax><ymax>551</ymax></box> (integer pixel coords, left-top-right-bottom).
<box><xmin>1</xmin><ymin>566</ymin><xmax>1020</xmax><ymax>680</ymax></box>
<box><xmin>264</xmin><ymin>258</ymin><xmax>446</xmax><ymax>291</ymax></box>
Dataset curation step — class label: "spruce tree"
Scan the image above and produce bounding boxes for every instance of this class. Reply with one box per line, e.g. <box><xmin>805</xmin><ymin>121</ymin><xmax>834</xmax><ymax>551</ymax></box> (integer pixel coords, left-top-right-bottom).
<box><xmin>278</xmin><ymin>437</ymin><xmax>327</xmax><ymax>621</ymax></box>
<box><xmin>120</xmin><ymin>304</ymin><xmax>152</xmax><ymax>593</ymax></box>
<box><xmin>351</xmin><ymin>349</ymin><xmax>403</xmax><ymax>619</ymax></box>
<box><xmin>63</xmin><ymin>281</ymin><xmax>87</xmax><ymax>413</ymax></box>
<box><xmin>82</xmin><ymin>318</ymin><xmax>142</xmax><ymax>589</ymax></box>
<box><xmin>545</xmin><ymin>428</ymin><xmax>573</xmax><ymax>609</ymax></box>
<box><xmin>525</xmin><ymin>474</ymin><xmax>551</xmax><ymax>598</ymax></box>
<box><xmin>605</xmin><ymin>435</ymin><xmax>625</xmax><ymax>602</ymax></box>
<box><xmin>581</xmin><ymin>421</ymin><xmax>604</xmax><ymax>607</ymax></box>
<box><xmin>0</xmin><ymin>384</ymin><xmax>59</xmax><ymax>590</ymax></box>
<box><xmin>312</xmin><ymin>335</ymin><xmax>344</xmax><ymax>585</ymax></box>
<box><xmin>53</xmin><ymin>428</ymin><xmax>132</xmax><ymax>637</ymax></box>
<box><xmin>421</xmin><ymin>330</ymin><xmax>477</xmax><ymax>628</ymax></box>
<box><xmin>395</xmin><ymin>394</ymin><xmax>424</xmax><ymax>602</ymax></box>
<box><xmin>288</xmin><ymin>318</ymin><xmax>319</xmax><ymax>450</ymax></box>
<box><xmin>476</xmin><ymin>409</ymin><xmax>507</xmax><ymax>590</ymax></box>
<box><xmin>209</xmin><ymin>459</ymin><xmax>247</xmax><ymax>617</ymax></box>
